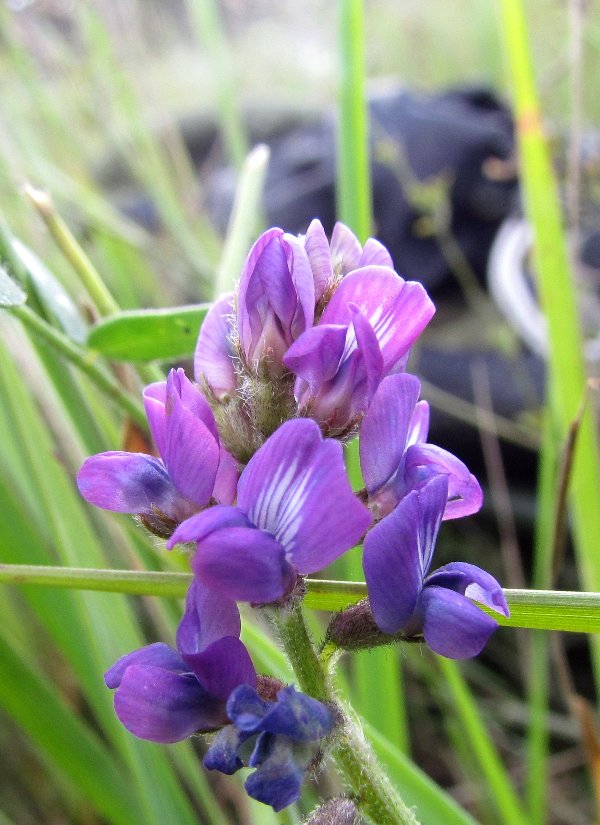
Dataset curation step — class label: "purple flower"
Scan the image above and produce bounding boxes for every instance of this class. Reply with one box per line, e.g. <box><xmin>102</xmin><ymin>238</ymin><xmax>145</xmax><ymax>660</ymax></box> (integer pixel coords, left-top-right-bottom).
<box><xmin>363</xmin><ymin>475</ymin><xmax>508</xmax><ymax>658</ymax></box>
<box><xmin>236</xmin><ymin>227</ymin><xmax>317</xmax><ymax>375</ymax></box>
<box><xmin>77</xmin><ymin>368</ymin><xmax>237</xmax><ymax>531</ymax></box>
<box><xmin>283</xmin><ymin>266</ymin><xmax>435</xmax><ymax>436</ymax></box>
<box><xmin>104</xmin><ymin>581</ymin><xmax>256</xmax><ymax>743</ymax></box>
<box><xmin>204</xmin><ymin>684</ymin><xmax>334</xmax><ymax>812</ymax></box>
<box><xmin>168</xmin><ymin>418</ymin><xmax>372</xmax><ymax>603</ymax></box>
<box><xmin>359</xmin><ymin>373</ymin><xmax>482</xmax><ymax>520</ymax></box>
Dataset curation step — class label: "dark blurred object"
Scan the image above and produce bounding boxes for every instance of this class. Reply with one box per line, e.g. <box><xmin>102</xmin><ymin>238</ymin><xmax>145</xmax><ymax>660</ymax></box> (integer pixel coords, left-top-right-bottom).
<box><xmin>208</xmin><ymin>85</ymin><xmax>518</xmax><ymax>293</ymax></box>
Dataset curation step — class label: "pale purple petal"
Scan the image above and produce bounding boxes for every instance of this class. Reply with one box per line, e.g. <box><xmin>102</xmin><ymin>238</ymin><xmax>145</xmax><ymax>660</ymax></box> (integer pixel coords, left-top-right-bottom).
<box><xmin>170</xmin><ymin>368</ymin><xmax>219</xmax><ymax>440</ymax></box>
<box><xmin>330</xmin><ymin>222</ymin><xmax>362</xmax><ymax>275</ymax></box>
<box><xmin>359</xmin><ymin>238</ymin><xmax>393</xmax><ymax>268</ymax></box>
<box><xmin>163</xmin><ymin>375</ymin><xmax>220</xmax><ymax>506</ymax></box>
<box><xmin>363</xmin><ymin>490</ymin><xmax>424</xmax><ymax>634</ymax></box>
<box><xmin>426</xmin><ymin>562</ymin><xmax>509</xmax><ymax>617</ymax></box>
<box><xmin>192</xmin><ymin>526</ymin><xmax>294</xmax><ymax>603</ymax></box>
<box><xmin>359</xmin><ymin>373</ymin><xmax>421</xmax><ymax>494</ymax></box>
<box><xmin>413</xmin><ymin>474</ymin><xmax>448</xmax><ymax>574</ymax></box>
<box><xmin>404</xmin><ymin>443</ymin><xmax>483</xmax><ymax>520</ymax></box>
<box><xmin>322</xmin><ymin>267</ymin><xmax>400</xmax><ymax>327</ymax></box>
<box><xmin>237</xmin><ymin>419</ymin><xmax>372</xmax><ymax>573</ymax></box>
<box><xmin>419</xmin><ymin>586</ymin><xmax>500</xmax><ymax>659</ymax></box>
<box><xmin>113</xmin><ymin>665</ymin><xmax>223</xmax><ymax>742</ymax></box>
<box><xmin>303</xmin><ymin>218</ymin><xmax>332</xmax><ymax>301</ymax></box>
<box><xmin>213</xmin><ymin>446</ymin><xmax>239</xmax><ymax>505</ymax></box>
<box><xmin>194</xmin><ymin>293</ymin><xmax>237</xmax><ymax>399</ymax></box>
<box><xmin>104</xmin><ymin>643</ymin><xmax>186</xmax><ymax>689</ymax></box>
<box><xmin>407</xmin><ymin>400</ymin><xmax>430</xmax><ymax>446</ymax></box>
<box><xmin>183</xmin><ymin>637</ymin><xmax>257</xmax><ymax>700</ymax></box>
<box><xmin>167</xmin><ymin>505</ymin><xmax>250</xmax><ymax>548</ymax></box>
<box><xmin>351</xmin><ymin>307</ymin><xmax>385</xmax><ymax>403</ymax></box>
<box><xmin>375</xmin><ymin>280</ymin><xmax>436</xmax><ymax>373</ymax></box>
<box><xmin>77</xmin><ymin>452</ymin><xmax>181</xmax><ymax>517</ymax></box>
<box><xmin>143</xmin><ymin>381</ymin><xmax>167</xmax><ymax>459</ymax></box>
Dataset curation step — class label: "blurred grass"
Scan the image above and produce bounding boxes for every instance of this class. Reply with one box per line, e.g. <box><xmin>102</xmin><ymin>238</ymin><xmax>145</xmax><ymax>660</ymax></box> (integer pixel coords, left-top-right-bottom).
<box><xmin>0</xmin><ymin>1</ymin><xmax>597</xmax><ymax>823</ymax></box>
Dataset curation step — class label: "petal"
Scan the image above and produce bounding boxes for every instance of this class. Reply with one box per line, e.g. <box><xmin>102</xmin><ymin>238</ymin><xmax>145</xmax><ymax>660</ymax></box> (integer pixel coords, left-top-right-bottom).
<box><xmin>283</xmin><ymin>323</ymin><xmax>348</xmax><ymax>396</ymax></box>
<box><xmin>420</xmin><ymin>586</ymin><xmax>500</xmax><ymax>659</ymax></box>
<box><xmin>164</xmin><ymin>374</ymin><xmax>220</xmax><ymax>506</ymax></box>
<box><xmin>167</xmin><ymin>505</ymin><xmax>250</xmax><ymax>548</ymax></box>
<box><xmin>77</xmin><ymin>452</ymin><xmax>181</xmax><ymax>517</ymax></box>
<box><xmin>330</xmin><ymin>222</ymin><xmax>362</xmax><ymax>275</ymax></box>
<box><xmin>363</xmin><ymin>490</ymin><xmax>424</xmax><ymax>634</ymax></box>
<box><xmin>359</xmin><ymin>238</ymin><xmax>393</xmax><ymax>268</ymax></box>
<box><xmin>176</xmin><ymin>579</ymin><xmax>241</xmax><ymax>654</ymax></box>
<box><xmin>404</xmin><ymin>444</ymin><xmax>483</xmax><ymax>520</ymax></box>
<box><xmin>194</xmin><ymin>293</ymin><xmax>238</xmax><ymax>399</ymax></box>
<box><xmin>245</xmin><ymin>737</ymin><xmax>312</xmax><ymax>812</ymax></box>
<box><xmin>282</xmin><ymin>232</ymin><xmax>316</xmax><ymax>338</ymax></box>
<box><xmin>143</xmin><ymin>381</ymin><xmax>167</xmax><ymax>459</ymax></box>
<box><xmin>113</xmin><ymin>665</ymin><xmax>224</xmax><ymax>742</ymax></box>
<box><xmin>213</xmin><ymin>446</ymin><xmax>239</xmax><ymax>505</ymax></box>
<box><xmin>170</xmin><ymin>367</ymin><xmax>219</xmax><ymax>440</ymax></box>
<box><xmin>407</xmin><ymin>400</ymin><xmax>430</xmax><ymax>446</ymax></box>
<box><xmin>203</xmin><ymin>724</ymin><xmax>248</xmax><ymax>774</ymax></box>
<box><xmin>303</xmin><ymin>218</ymin><xmax>332</xmax><ymax>301</ymax></box>
<box><xmin>227</xmin><ymin>684</ymin><xmax>271</xmax><ymax>732</ymax></box>
<box><xmin>426</xmin><ymin>561</ymin><xmax>509</xmax><ymax>617</ymax></box>
<box><xmin>351</xmin><ymin>306</ymin><xmax>385</xmax><ymax>403</ymax></box>
<box><xmin>238</xmin><ymin>419</ymin><xmax>372</xmax><ymax>573</ymax></box>
<box><xmin>105</xmin><ymin>643</ymin><xmax>186</xmax><ymax>689</ymax></box>
<box><xmin>192</xmin><ymin>526</ymin><xmax>294</xmax><ymax>603</ymax></box>
<box><xmin>359</xmin><ymin>373</ymin><xmax>421</xmax><ymax>494</ymax></box>
<box><xmin>183</xmin><ymin>637</ymin><xmax>257</xmax><ymax>700</ymax></box>
<box><xmin>260</xmin><ymin>686</ymin><xmax>334</xmax><ymax>742</ymax></box>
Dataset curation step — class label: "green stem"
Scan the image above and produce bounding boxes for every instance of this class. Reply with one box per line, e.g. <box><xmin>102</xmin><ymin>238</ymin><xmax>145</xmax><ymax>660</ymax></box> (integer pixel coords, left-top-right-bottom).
<box><xmin>12</xmin><ymin>305</ymin><xmax>147</xmax><ymax>429</ymax></box>
<box><xmin>270</xmin><ymin>602</ymin><xmax>419</xmax><ymax>825</ymax></box>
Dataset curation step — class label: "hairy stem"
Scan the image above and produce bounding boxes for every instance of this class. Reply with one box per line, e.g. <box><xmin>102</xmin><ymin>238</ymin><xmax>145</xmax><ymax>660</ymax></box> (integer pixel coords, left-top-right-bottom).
<box><xmin>270</xmin><ymin>602</ymin><xmax>420</xmax><ymax>825</ymax></box>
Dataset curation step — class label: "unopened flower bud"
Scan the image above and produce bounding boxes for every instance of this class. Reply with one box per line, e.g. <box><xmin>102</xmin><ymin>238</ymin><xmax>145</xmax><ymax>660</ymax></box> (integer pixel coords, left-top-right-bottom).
<box><xmin>304</xmin><ymin>797</ymin><xmax>360</xmax><ymax>825</ymax></box>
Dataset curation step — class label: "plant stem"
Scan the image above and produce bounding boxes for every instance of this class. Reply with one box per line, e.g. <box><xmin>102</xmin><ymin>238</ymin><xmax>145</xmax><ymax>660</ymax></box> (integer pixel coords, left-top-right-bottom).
<box><xmin>270</xmin><ymin>602</ymin><xmax>420</xmax><ymax>825</ymax></box>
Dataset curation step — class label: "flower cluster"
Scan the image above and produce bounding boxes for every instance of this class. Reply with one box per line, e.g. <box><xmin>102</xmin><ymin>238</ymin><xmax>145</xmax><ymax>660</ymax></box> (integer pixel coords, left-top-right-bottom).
<box><xmin>77</xmin><ymin>220</ymin><xmax>508</xmax><ymax>813</ymax></box>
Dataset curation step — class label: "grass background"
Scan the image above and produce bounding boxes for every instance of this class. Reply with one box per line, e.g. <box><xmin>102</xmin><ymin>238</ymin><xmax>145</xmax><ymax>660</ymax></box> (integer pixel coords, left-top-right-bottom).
<box><xmin>0</xmin><ymin>1</ymin><xmax>599</xmax><ymax>823</ymax></box>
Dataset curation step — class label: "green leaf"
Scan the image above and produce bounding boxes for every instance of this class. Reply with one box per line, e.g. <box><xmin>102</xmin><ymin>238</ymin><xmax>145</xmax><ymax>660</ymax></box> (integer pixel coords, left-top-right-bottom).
<box><xmin>87</xmin><ymin>304</ymin><xmax>211</xmax><ymax>361</ymax></box>
<box><xmin>0</xmin><ymin>264</ymin><xmax>26</xmax><ymax>307</ymax></box>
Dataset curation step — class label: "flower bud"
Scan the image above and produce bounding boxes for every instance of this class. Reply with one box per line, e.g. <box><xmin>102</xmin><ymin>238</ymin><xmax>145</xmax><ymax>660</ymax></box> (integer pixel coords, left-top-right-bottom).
<box><xmin>326</xmin><ymin>599</ymin><xmax>418</xmax><ymax>652</ymax></box>
<box><xmin>304</xmin><ymin>797</ymin><xmax>359</xmax><ymax>825</ymax></box>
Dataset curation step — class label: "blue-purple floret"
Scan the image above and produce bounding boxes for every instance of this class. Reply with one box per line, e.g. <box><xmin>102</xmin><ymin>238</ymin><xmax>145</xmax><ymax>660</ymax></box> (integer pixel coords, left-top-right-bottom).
<box><xmin>205</xmin><ymin>684</ymin><xmax>334</xmax><ymax>812</ymax></box>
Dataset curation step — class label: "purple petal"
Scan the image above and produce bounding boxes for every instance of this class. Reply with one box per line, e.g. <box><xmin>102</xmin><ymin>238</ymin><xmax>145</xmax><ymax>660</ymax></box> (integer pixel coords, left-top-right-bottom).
<box><xmin>303</xmin><ymin>219</ymin><xmax>332</xmax><ymax>301</ymax></box>
<box><xmin>363</xmin><ymin>491</ymin><xmax>424</xmax><ymax>634</ymax></box>
<box><xmin>404</xmin><ymin>443</ymin><xmax>483</xmax><ymax>520</ymax></box>
<box><xmin>183</xmin><ymin>637</ymin><xmax>257</xmax><ymax>700</ymax></box>
<box><xmin>143</xmin><ymin>381</ymin><xmax>167</xmax><ymax>459</ymax></box>
<box><xmin>204</xmin><ymin>724</ymin><xmax>247</xmax><ymax>774</ymax></box>
<box><xmin>113</xmin><ymin>665</ymin><xmax>223</xmax><ymax>742</ymax></box>
<box><xmin>176</xmin><ymin>579</ymin><xmax>241</xmax><ymax>655</ymax></box>
<box><xmin>105</xmin><ymin>643</ymin><xmax>186</xmax><ymax>689</ymax></box>
<box><xmin>169</xmin><ymin>367</ymin><xmax>219</xmax><ymax>439</ymax></box>
<box><xmin>359</xmin><ymin>238</ymin><xmax>393</xmax><ymax>268</ymax></box>
<box><xmin>244</xmin><ymin>737</ymin><xmax>310</xmax><ymax>812</ymax></box>
<box><xmin>322</xmin><ymin>267</ymin><xmax>400</xmax><ymax>327</ymax></box>
<box><xmin>261</xmin><ymin>686</ymin><xmax>334</xmax><ymax>741</ymax></box>
<box><xmin>359</xmin><ymin>373</ymin><xmax>421</xmax><ymax>494</ymax></box>
<box><xmin>283</xmin><ymin>323</ymin><xmax>348</xmax><ymax>395</ymax></box>
<box><xmin>420</xmin><ymin>586</ymin><xmax>500</xmax><ymax>659</ymax></box>
<box><xmin>407</xmin><ymin>400</ymin><xmax>430</xmax><ymax>446</ymax></box>
<box><xmin>238</xmin><ymin>419</ymin><xmax>372</xmax><ymax>573</ymax></box>
<box><xmin>192</xmin><ymin>526</ymin><xmax>294</xmax><ymax>603</ymax></box>
<box><xmin>77</xmin><ymin>452</ymin><xmax>182</xmax><ymax>517</ymax></box>
<box><xmin>194</xmin><ymin>293</ymin><xmax>237</xmax><ymax>399</ymax></box>
<box><xmin>351</xmin><ymin>306</ymin><xmax>385</xmax><ymax>403</ymax></box>
<box><xmin>167</xmin><ymin>505</ymin><xmax>250</xmax><ymax>548</ymax></box>
<box><xmin>213</xmin><ymin>446</ymin><xmax>239</xmax><ymax>505</ymax></box>
<box><xmin>426</xmin><ymin>561</ymin><xmax>509</xmax><ymax>617</ymax></box>
<box><xmin>330</xmin><ymin>222</ymin><xmax>362</xmax><ymax>275</ymax></box>
<box><xmin>163</xmin><ymin>374</ymin><xmax>220</xmax><ymax>506</ymax></box>
<box><xmin>227</xmin><ymin>684</ymin><xmax>271</xmax><ymax>732</ymax></box>
<box><xmin>281</xmin><ymin>232</ymin><xmax>316</xmax><ymax>338</ymax></box>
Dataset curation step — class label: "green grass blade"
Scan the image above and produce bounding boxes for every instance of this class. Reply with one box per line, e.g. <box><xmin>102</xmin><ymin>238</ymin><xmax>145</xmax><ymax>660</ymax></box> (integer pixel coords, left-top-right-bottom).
<box><xmin>336</xmin><ymin>0</ymin><xmax>372</xmax><ymax>241</ymax></box>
